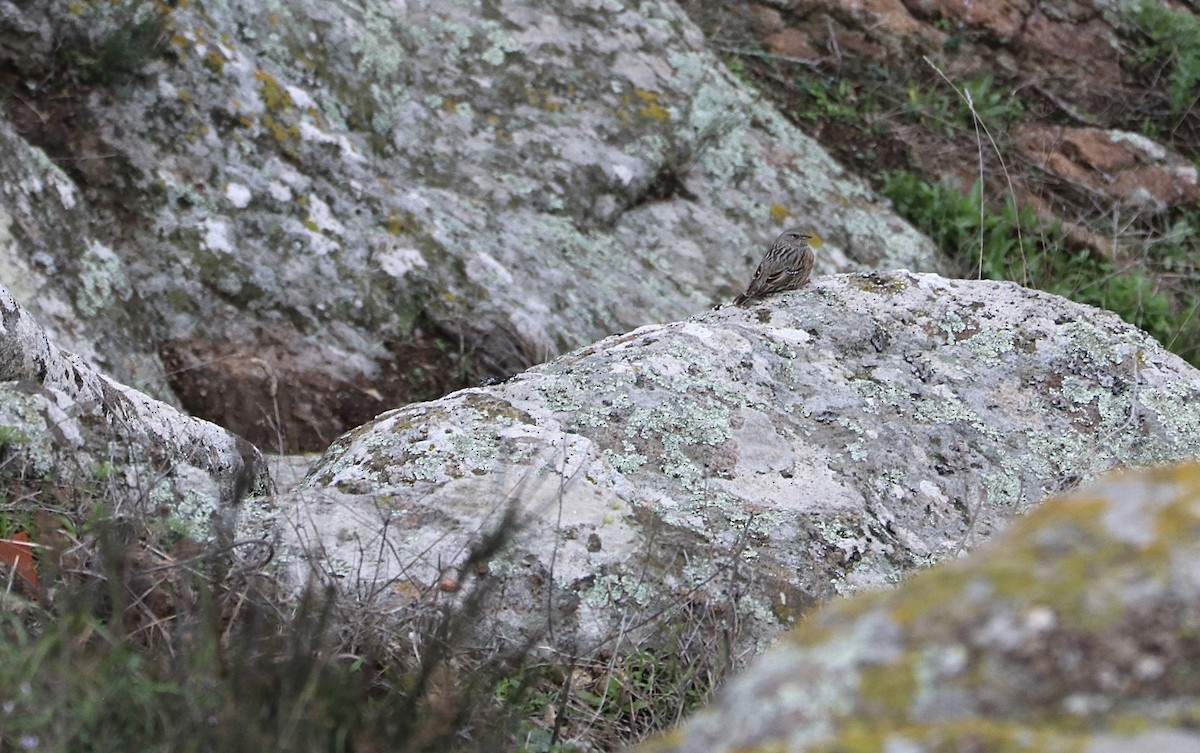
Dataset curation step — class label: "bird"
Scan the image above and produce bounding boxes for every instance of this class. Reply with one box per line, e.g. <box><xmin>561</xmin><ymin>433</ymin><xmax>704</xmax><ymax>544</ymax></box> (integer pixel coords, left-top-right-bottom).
<box><xmin>733</xmin><ymin>228</ymin><xmax>815</xmax><ymax>307</ymax></box>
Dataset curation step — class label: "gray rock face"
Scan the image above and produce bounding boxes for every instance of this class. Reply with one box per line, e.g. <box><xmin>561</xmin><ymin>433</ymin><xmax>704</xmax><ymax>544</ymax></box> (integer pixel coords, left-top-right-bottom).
<box><xmin>0</xmin><ymin>0</ymin><xmax>940</xmax><ymax>449</ymax></box>
<box><xmin>267</xmin><ymin>272</ymin><xmax>1200</xmax><ymax>658</ymax></box>
<box><xmin>0</xmin><ymin>120</ymin><xmax>171</xmax><ymax>401</ymax></box>
<box><xmin>0</xmin><ymin>283</ymin><xmax>267</xmax><ymax>540</ymax></box>
<box><xmin>635</xmin><ymin>462</ymin><xmax>1200</xmax><ymax>753</ymax></box>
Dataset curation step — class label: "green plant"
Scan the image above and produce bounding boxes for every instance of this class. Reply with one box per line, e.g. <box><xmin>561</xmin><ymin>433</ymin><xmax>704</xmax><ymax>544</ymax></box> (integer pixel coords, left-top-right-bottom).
<box><xmin>960</xmin><ymin>73</ymin><xmax>1024</xmax><ymax>126</ymax></box>
<box><xmin>493</xmin><ymin>644</ymin><xmax>716</xmax><ymax>753</ymax></box>
<box><xmin>903</xmin><ymin>73</ymin><xmax>1023</xmax><ymax>134</ymax></box>
<box><xmin>794</xmin><ymin>76</ymin><xmax>861</xmax><ymax>122</ymax></box>
<box><xmin>1127</xmin><ymin>0</ymin><xmax>1200</xmax><ymax>120</ymax></box>
<box><xmin>0</xmin><ymin>426</ymin><xmax>28</xmax><ymax>448</ymax></box>
<box><xmin>56</xmin><ymin>1</ymin><xmax>171</xmax><ymax>87</ymax></box>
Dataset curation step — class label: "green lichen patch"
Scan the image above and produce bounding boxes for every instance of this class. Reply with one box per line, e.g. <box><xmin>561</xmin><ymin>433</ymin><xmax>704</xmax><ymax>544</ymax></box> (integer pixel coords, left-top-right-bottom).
<box><xmin>458</xmin><ymin>392</ymin><xmax>534</xmax><ymax>427</ymax></box>
<box><xmin>255</xmin><ymin>68</ymin><xmax>295</xmax><ymax>113</ymax></box>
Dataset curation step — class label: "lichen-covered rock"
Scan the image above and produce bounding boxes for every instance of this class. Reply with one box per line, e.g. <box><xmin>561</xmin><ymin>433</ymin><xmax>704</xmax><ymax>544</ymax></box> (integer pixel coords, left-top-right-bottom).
<box><xmin>265</xmin><ymin>272</ymin><xmax>1200</xmax><ymax>659</ymax></box>
<box><xmin>0</xmin><ymin>283</ymin><xmax>267</xmax><ymax>540</ymax></box>
<box><xmin>0</xmin><ymin>120</ymin><xmax>172</xmax><ymax>400</ymax></box>
<box><xmin>635</xmin><ymin>462</ymin><xmax>1200</xmax><ymax>753</ymax></box>
<box><xmin>0</xmin><ymin>0</ymin><xmax>940</xmax><ymax>450</ymax></box>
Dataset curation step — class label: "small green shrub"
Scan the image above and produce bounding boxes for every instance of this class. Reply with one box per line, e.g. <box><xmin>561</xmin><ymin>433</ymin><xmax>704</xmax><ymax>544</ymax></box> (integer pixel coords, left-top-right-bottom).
<box><xmin>0</xmin><ymin>426</ymin><xmax>28</xmax><ymax>448</ymax></box>
<box><xmin>960</xmin><ymin>73</ymin><xmax>1025</xmax><ymax>127</ymax></box>
<box><xmin>1126</xmin><ymin>0</ymin><xmax>1200</xmax><ymax>119</ymax></box>
<box><xmin>56</xmin><ymin>1</ymin><xmax>171</xmax><ymax>86</ymax></box>
<box><xmin>903</xmin><ymin>73</ymin><xmax>1024</xmax><ymax>134</ymax></box>
<box><xmin>794</xmin><ymin>76</ymin><xmax>861</xmax><ymax>122</ymax></box>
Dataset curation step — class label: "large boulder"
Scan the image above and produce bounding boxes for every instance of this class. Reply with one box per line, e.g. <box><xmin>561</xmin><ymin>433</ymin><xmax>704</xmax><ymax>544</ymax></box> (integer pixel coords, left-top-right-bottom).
<box><xmin>0</xmin><ymin>283</ymin><xmax>267</xmax><ymax>540</ymax></box>
<box><xmin>262</xmin><ymin>271</ymin><xmax>1200</xmax><ymax>659</ymax></box>
<box><xmin>0</xmin><ymin>120</ymin><xmax>172</xmax><ymax>401</ymax></box>
<box><xmin>635</xmin><ymin>462</ymin><xmax>1200</xmax><ymax>753</ymax></box>
<box><xmin>0</xmin><ymin>0</ymin><xmax>941</xmax><ymax>451</ymax></box>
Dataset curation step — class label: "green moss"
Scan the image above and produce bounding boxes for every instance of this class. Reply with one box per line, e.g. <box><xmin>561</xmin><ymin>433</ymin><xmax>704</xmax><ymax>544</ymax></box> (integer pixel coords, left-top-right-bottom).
<box><xmin>814</xmin><ymin>718</ymin><xmax>1079</xmax><ymax>753</ymax></box>
<box><xmin>55</xmin><ymin>0</ymin><xmax>171</xmax><ymax>86</ymax></box>
<box><xmin>383</xmin><ymin>210</ymin><xmax>413</xmax><ymax>235</ymax></box>
<box><xmin>261</xmin><ymin>113</ymin><xmax>299</xmax><ymax>143</ymax></box>
<box><xmin>0</xmin><ymin>425</ymin><xmax>30</xmax><ymax>448</ymax></box>
<box><xmin>202</xmin><ymin>48</ymin><xmax>226</xmax><ymax>75</ymax></box>
<box><xmin>255</xmin><ymin>68</ymin><xmax>294</xmax><ymax>112</ymax></box>
<box><xmin>857</xmin><ymin>659</ymin><xmax>917</xmax><ymax>720</ymax></box>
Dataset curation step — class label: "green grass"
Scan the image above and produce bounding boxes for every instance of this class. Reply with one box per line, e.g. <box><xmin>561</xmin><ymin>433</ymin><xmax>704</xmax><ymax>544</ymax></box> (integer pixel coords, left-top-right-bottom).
<box><xmin>0</xmin><ymin>588</ymin><xmax>379</xmax><ymax>753</ymax></box>
<box><xmin>882</xmin><ymin>171</ymin><xmax>1200</xmax><ymax>365</ymax></box>
<box><xmin>0</xmin><ymin>497</ymin><xmax>721</xmax><ymax>753</ymax></box>
<box><xmin>494</xmin><ymin>644</ymin><xmax>715</xmax><ymax>752</ymax></box>
<box><xmin>903</xmin><ymin>73</ymin><xmax>1025</xmax><ymax>134</ymax></box>
<box><xmin>1126</xmin><ymin>0</ymin><xmax>1200</xmax><ymax>122</ymax></box>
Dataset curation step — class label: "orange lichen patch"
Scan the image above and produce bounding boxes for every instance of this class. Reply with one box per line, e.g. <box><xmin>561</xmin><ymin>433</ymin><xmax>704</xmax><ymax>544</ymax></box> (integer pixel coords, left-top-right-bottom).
<box><xmin>0</xmin><ymin>532</ymin><xmax>40</xmax><ymax>593</ymax></box>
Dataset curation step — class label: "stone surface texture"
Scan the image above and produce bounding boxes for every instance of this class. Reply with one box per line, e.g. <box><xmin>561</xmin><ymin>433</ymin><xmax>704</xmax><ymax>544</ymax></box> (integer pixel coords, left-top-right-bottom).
<box><xmin>0</xmin><ymin>283</ymin><xmax>267</xmax><ymax>540</ymax></box>
<box><xmin>0</xmin><ymin>0</ymin><xmax>939</xmax><ymax>450</ymax></box>
<box><xmin>636</xmin><ymin>462</ymin><xmax>1200</xmax><ymax>753</ymax></box>
<box><xmin>263</xmin><ymin>272</ymin><xmax>1200</xmax><ymax>658</ymax></box>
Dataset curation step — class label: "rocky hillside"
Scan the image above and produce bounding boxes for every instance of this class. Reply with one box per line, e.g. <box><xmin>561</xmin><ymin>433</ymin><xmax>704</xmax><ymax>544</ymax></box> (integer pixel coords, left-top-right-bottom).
<box><xmin>0</xmin><ymin>0</ymin><xmax>938</xmax><ymax>452</ymax></box>
<box><xmin>683</xmin><ymin>0</ymin><xmax>1200</xmax><ymax>365</ymax></box>
<box><xmin>0</xmin><ymin>1</ymin><xmax>1198</xmax><ymax>751</ymax></box>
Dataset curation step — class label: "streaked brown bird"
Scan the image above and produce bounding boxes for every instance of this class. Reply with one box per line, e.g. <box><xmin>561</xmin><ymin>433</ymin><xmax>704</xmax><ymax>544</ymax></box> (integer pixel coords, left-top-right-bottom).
<box><xmin>733</xmin><ymin>229</ymin><xmax>815</xmax><ymax>307</ymax></box>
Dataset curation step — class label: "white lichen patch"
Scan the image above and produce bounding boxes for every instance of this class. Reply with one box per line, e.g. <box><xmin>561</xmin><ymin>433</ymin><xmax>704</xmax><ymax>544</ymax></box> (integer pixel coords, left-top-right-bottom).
<box><xmin>267</xmin><ymin>180</ymin><xmax>293</xmax><ymax>202</ymax></box>
<box><xmin>1060</xmin><ymin>320</ymin><xmax>1137</xmax><ymax>366</ymax></box>
<box><xmin>305</xmin><ymin>194</ymin><xmax>345</xmax><ymax>236</ymax></box>
<box><xmin>153</xmin><ymin>477</ymin><xmax>221</xmax><ymax>541</ymax></box>
<box><xmin>467</xmin><ymin>250</ymin><xmax>515</xmax><ymax>286</ymax></box>
<box><xmin>580</xmin><ymin>571</ymin><xmax>657</xmax><ymax>609</ymax></box>
<box><xmin>52</xmin><ymin>174</ymin><xmax>77</xmax><ymax>210</ymax></box>
<box><xmin>481</xmin><ymin>27</ymin><xmax>524</xmax><ymax>66</ymax></box>
<box><xmin>1138</xmin><ymin>382</ymin><xmax>1200</xmax><ymax>449</ymax></box>
<box><xmin>1108</xmin><ymin>129</ymin><xmax>1167</xmax><ymax>161</ymax></box>
<box><xmin>201</xmin><ymin>217</ymin><xmax>236</xmax><ymax>254</ymax></box>
<box><xmin>938</xmin><ymin>310</ymin><xmax>967</xmax><ymax>339</ymax></box>
<box><xmin>376</xmin><ymin>245</ymin><xmax>427</xmax><ymax>278</ymax></box>
<box><xmin>225</xmin><ymin>182</ymin><xmax>252</xmax><ymax>208</ymax></box>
